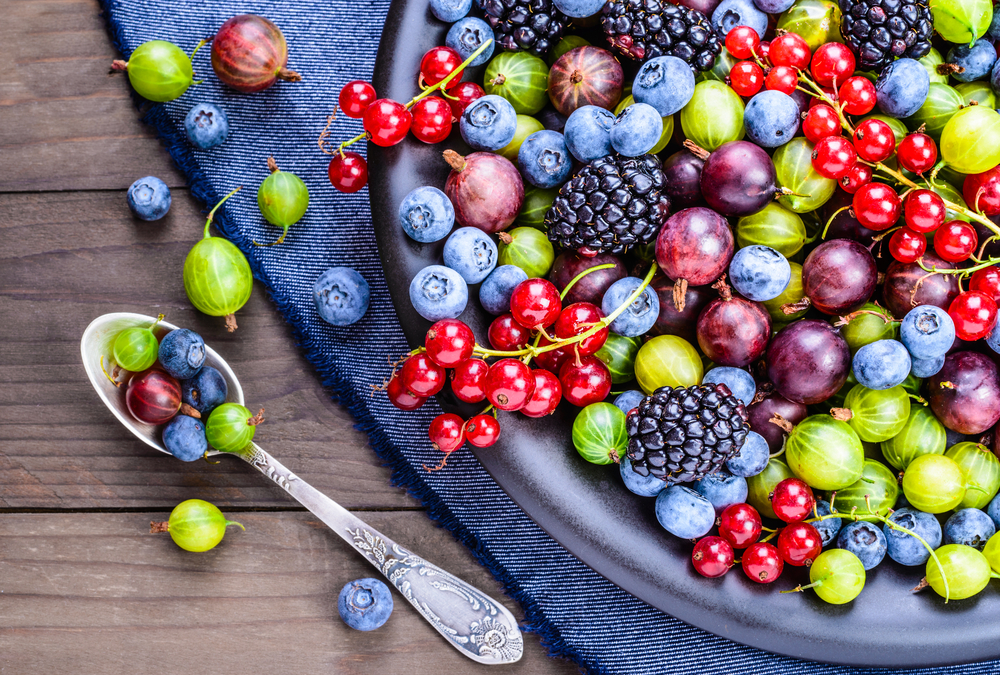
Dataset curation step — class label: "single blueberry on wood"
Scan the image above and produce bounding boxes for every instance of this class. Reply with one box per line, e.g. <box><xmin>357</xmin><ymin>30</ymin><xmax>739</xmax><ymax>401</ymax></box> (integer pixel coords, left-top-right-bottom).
<box><xmin>337</xmin><ymin>578</ymin><xmax>393</xmax><ymax>631</ymax></box>
<box><xmin>127</xmin><ymin>176</ymin><xmax>171</xmax><ymax>221</ymax></box>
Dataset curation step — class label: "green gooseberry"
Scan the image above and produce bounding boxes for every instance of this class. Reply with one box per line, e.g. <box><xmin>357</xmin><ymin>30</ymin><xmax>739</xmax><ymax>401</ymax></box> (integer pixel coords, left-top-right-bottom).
<box><xmin>929</xmin><ymin>180</ymin><xmax>972</xmax><ymax>223</ymax></box>
<box><xmin>862</xmin><ymin>440</ymin><xmax>886</xmax><ymax>462</ymax></box>
<box><xmin>919</xmin><ymin>48</ymin><xmax>949</xmax><ymax>84</ymax></box>
<box><xmin>763</xmin><ymin>262</ymin><xmax>806</xmax><ymax>324</ymax></box>
<box><xmin>774</xmin><ymin>138</ymin><xmax>836</xmax><ymax>213</ymax></box>
<box><xmin>257</xmin><ymin>157</ymin><xmax>309</xmax><ymax>244</ymax></box>
<box><xmin>595</xmin><ymin>333</ymin><xmax>641</xmax><ymax>384</ymax></box>
<box><xmin>680</xmin><ymin>80</ymin><xmax>745</xmax><ymax>152</ymax></box>
<box><xmin>832</xmin><ymin>459</ymin><xmax>899</xmax><ymax>521</ymax></box>
<box><xmin>516</xmin><ymin>185</ymin><xmax>558</xmax><ymax>230</ymax></box>
<box><xmin>941</xmin><ymin>106</ymin><xmax>1000</xmax><ymax>175</ymax></box>
<box><xmin>957</xmin><ymin>81</ymin><xmax>996</xmax><ymax>109</ymax></box>
<box><xmin>498</xmin><ymin>115</ymin><xmax>545</xmax><ymax>161</ymax></box>
<box><xmin>572</xmin><ymin>403</ymin><xmax>628</xmax><ymax>465</ymax></box>
<box><xmin>158</xmin><ymin>498</ymin><xmax>244</xmax><ymax>552</ymax></box>
<box><xmin>776</xmin><ymin>0</ymin><xmax>844</xmax><ymax>51</ymax></box>
<box><xmin>113</xmin><ymin>315</ymin><xmax>162</xmax><ymax>372</ymax></box>
<box><xmin>880</xmin><ymin>405</ymin><xmax>947</xmax><ymax>470</ymax></box>
<box><xmin>747</xmin><ymin>458</ymin><xmax>795</xmax><ymax>520</ymax></box>
<box><xmin>183</xmin><ymin>187</ymin><xmax>253</xmax><ymax>332</ymax></box>
<box><xmin>697</xmin><ymin>48</ymin><xmax>736</xmax><ymax>83</ymax></box>
<box><xmin>836</xmin><ymin>303</ymin><xmax>898</xmax><ymax>355</ymax></box>
<box><xmin>498</xmin><ymin>226</ymin><xmax>554</xmax><ymax>278</ymax></box>
<box><xmin>634</xmin><ymin>335</ymin><xmax>703</xmax><ymax>394</ymax></box>
<box><xmin>786</xmin><ymin>415</ymin><xmax>864</xmax><ymax>491</ymax></box>
<box><xmin>840</xmin><ymin>384</ymin><xmax>910</xmax><ymax>443</ymax></box>
<box><xmin>945</xmin><ymin>441</ymin><xmax>1000</xmax><ymax>509</ymax></box>
<box><xmin>807</xmin><ymin>549</ymin><xmax>866</xmax><ymax>605</ymax></box>
<box><xmin>736</xmin><ymin>202</ymin><xmax>807</xmax><ymax>258</ymax></box>
<box><xmin>905</xmin><ymin>83</ymin><xmax>963</xmax><ymax>140</ymax></box>
<box><xmin>929</xmin><ymin>0</ymin><xmax>992</xmax><ymax>45</ymax></box>
<box><xmin>982</xmin><ymin>532</ymin><xmax>1000</xmax><ymax>573</ymax></box>
<box><xmin>206</xmin><ymin>402</ymin><xmax>260</xmax><ymax>453</ymax></box>
<box><xmin>548</xmin><ymin>35</ymin><xmax>590</xmax><ymax>66</ymax></box>
<box><xmin>926</xmin><ymin>544</ymin><xmax>991</xmax><ymax>601</ymax></box>
<box><xmin>484</xmin><ymin>51</ymin><xmax>549</xmax><ymax>115</ymax></box>
<box><xmin>615</xmin><ymin>95</ymin><xmax>674</xmax><ymax>154</ymax></box>
<box><xmin>902</xmin><ymin>453</ymin><xmax>966</xmax><ymax>513</ymax></box>
<box><xmin>115</xmin><ymin>39</ymin><xmax>201</xmax><ymax>103</ymax></box>
<box><xmin>898</xmin><ymin>373</ymin><xmax>923</xmax><ymax>398</ymax></box>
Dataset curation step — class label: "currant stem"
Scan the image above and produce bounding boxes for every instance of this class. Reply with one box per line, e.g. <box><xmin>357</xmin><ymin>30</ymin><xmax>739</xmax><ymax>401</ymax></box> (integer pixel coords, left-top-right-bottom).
<box><xmin>560</xmin><ymin>263</ymin><xmax>615</xmax><ymax>300</ymax></box>
<box><xmin>203</xmin><ymin>186</ymin><xmax>243</xmax><ymax>239</ymax></box>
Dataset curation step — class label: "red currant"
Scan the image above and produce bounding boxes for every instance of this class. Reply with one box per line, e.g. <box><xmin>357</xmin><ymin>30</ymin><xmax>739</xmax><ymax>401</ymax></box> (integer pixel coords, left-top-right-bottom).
<box><xmin>729</xmin><ymin>61</ymin><xmax>764</xmax><ymax>97</ymax></box>
<box><xmin>810</xmin><ymin>42</ymin><xmax>855</xmax><ymax>88</ymax></box>
<box><xmin>897</xmin><ymin>133</ymin><xmax>938</xmax><ymax>175</ymax></box>
<box><xmin>903</xmin><ymin>189</ymin><xmax>946</xmax><ymax>234</ymax></box>
<box><xmin>853</xmin><ymin>118</ymin><xmax>895</xmax><ymax>163</ymax></box>
<box><xmin>852</xmin><ymin>182</ymin><xmax>901</xmax><ymax>231</ymax></box>
<box><xmin>451</xmin><ymin>358</ymin><xmax>489</xmax><ymax>403</ymax></box>
<box><xmin>769</xmin><ymin>32</ymin><xmax>811</xmax><ymax>70</ymax></box>
<box><xmin>410</xmin><ymin>96</ymin><xmax>453</xmax><ymax>144</ymax></box>
<box><xmin>933</xmin><ymin>220</ymin><xmax>978</xmax><ymax>262</ymax></box>
<box><xmin>840</xmin><ymin>162</ymin><xmax>873</xmax><ymax>194</ymax></box>
<box><xmin>429</xmin><ymin>413</ymin><xmax>465</xmax><ymax>452</ymax></box>
<box><xmin>387</xmin><ymin>373</ymin><xmax>426</xmax><ymax>411</ymax></box>
<box><xmin>363</xmin><ymin>99</ymin><xmax>412</xmax><ymax>147</ymax></box>
<box><xmin>419</xmin><ymin>46</ymin><xmax>463</xmax><ymax>87</ymax></box>
<box><xmin>464</xmin><ymin>414</ymin><xmax>501</xmax><ymax>448</ymax></box>
<box><xmin>888</xmin><ymin>226</ymin><xmax>926</xmax><ymax>263</ymax></box>
<box><xmin>558</xmin><ymin>356</ymin><xmax>612</xmax><ymax>407</ymax></box>
<box><xmin>400</xmin><ymin>353</ymin><xmax>446</xmax><ymax>397</ymax></box>
<box><xmin>338</xmin><ymin>80</ymin><xmax>377</xmax><ymax>118</ymax></box>
<box><xmin>776</xmin><ymin>522</ymin><xmax>823</xmax><ymax>567</ymax></box>
<box><xmin>725</xmin><ymin>25</ymin><xmax>760</xmax><ymax>59</ymax></box>
<box><xmin>510</xmin><ymin>278</ymin><xmax>562</xmax><ymax>329</ymax></box>
<box><xmin>770</xmin><ymin>477</ymin><xmax>815</xmax><ymax>523</ymax></box>
<box><xmin>521</xmin><ymin>369</ymin><xmax>563</xmax><ymax>418</ymax></box>
<box><xmin>488</xmin><ymin>313</ymin><xmax>530</xmax><ymax>351</ymax></box>
<box><xmin>970</xmin><ymin>266</ymin><xmax>1000</xmax><ymax>304</ymax></box>
<box><xmin>808</xmin><ymin>86</ymin><xmax>838</xmax><ymax>109</ymax></box>
<box><xmin>742</xmin><ymin>542</ymin><xmax>783</xmax><ymax>584</ymax></box>
<box><xmin>718</xmin><ymin>503</ymin><xmax>762</xmax><ymax>549</ymax></box>
<box><xmin>838</xmin><ymin>76</ymin><xmax>876</xmax><ymax>116</ymax></box>
<box><xmin>964</xmin><ymin>167</ymin><xmax>1000</xmax><ymax>216</ymax></box>
<box><xmin>756</xmin><ymin>41</ymin><xmax>770</xmax><ymax>62</ymax></box>
<box><xmin>949</xmin><ymin>291</ymin><xmax>998</xmax><ymax>341</ymax></box>
<box><xmin>692</xmin><ymin>536</ymin><xmax>735</xmax><ymax>578</ymax></box>
<box><xmin>811</xmin><ymin>136</ymin><xmax>857</xmax><ymax>180</ymax></box>
<box><xmin>554</xmin><ymin>302</ymin><xmax>608</xmax><ymax>356</ymax></box>
<box><xmin>328</xmin><ymin>151</ymin><xmax>368</xmax><ymax>194</ymax></box>
<box><xmin>486</xmin><ymin>358</ymin><xmax>536</xmax><ymax>411</ymax></box>
<box><xmin>802</xmin><ymin>104</ymin><xmax>841</xmax><ymax>143</ymax></box>
<box><xmin>446</xmin><ymin>81</ymin><xmax>484</xmax><ymax>121</ymax></box>
<box><xmin>533</xmin><ymin>335</ymin><xmax>572</xmax><ymax>373</ymax></box>
<box><xmin>765</xmin><ymin>65</ymin><xmax>799</xmax><ymax>95</ymax></box>
<box><xmin>425</xmin><ymin>318</ymin><xmax>475</xmax><ymax>367</ymax></box>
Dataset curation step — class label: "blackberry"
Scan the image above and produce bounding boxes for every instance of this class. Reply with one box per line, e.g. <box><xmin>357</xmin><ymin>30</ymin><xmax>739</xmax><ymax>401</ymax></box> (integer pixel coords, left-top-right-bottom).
<box><xmin>839</xmin><ymin>0</ymin><xmax>933</xmax><ymax>73</ymax></box>
<box><xmin>626</xmin><ymin>384</ymin><xmax>749</xmax><ymax>484</ymax></box>
<box><xmin>479</xmin><ymin>0</ymin><xmax>569</xmax><ymax>58</ymax></box>
<box><xmin>545</xmin><ymin>153</ymin><xmax>669</xmax><ymax>255</ymax></box>
<box><xmin>601</xmin><ymin>0</ymin><xmax>721</xmax><ymax>70</ymax></box>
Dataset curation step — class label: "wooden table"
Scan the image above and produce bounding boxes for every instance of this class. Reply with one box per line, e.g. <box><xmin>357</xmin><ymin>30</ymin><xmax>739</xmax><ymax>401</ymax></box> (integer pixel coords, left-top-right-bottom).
<box><xmin>0</xmin><ymin>2</ymin><xmax>579</xmax><ymax>672</ymax></box>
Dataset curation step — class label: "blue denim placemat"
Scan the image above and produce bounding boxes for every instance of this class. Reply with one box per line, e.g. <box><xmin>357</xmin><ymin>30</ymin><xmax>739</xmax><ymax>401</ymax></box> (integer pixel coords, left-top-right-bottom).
<box><xmin>99</xmin><ymin>1</ymin><xmax>1000</xmax><ymax>672</ymax></box>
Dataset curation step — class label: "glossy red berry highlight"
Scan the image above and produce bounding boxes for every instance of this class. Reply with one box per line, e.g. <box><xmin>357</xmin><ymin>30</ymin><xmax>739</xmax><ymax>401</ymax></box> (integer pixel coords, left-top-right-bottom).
<box><xmin>888</xmin><ymin>226</ymin><xmax>926</xmax><ymax>263</ymax></box>
<box><xmin>419</xmin><ymin>46</ymin><xmax>463</xmax><ymax>87</ymax></box>
<box><xmin>853</xmin><ymin>118</ymin><xmax>895</xmax><ymax>163</ymax></box>
<box><xmin>811</xmin><ymin>136</ymin><xmax>857</xmax><ymax>180</ymax></box>
<box><xmin>810</xmin><ymin>43</ymin><xmax>855</xmax><ymax>87</ymax></box>
<box><xmin>425</xmin><ymin>319</ymin><xmax>475</xmax><ymax>367</ymax></box>
<box><xmin>838</xmin><ymin>76</ymin><xmax>876</xmax><ymax>115</ymax></box>
<box><xmin>446</xmin><ymin>81</ymin><xmax>485</xmax><ymax>120</ymax></box>
<box><xmin>486</xmin><ymin>358</ymin><xmax>536</xmax><ymax>411</ymax></box>
<box><xmin>840</xmin><ymin>162</ymin><xmax>872</xmax><ymax>194</ymax></box>
<box><xmin>949</xmin><ymin>291</ymin><xmax>998</xmax><ymax>341</ymax></box>
<box><xmin>339</xmin><ymin>80</ymin><xmax>377</xmax><ymax>118</ymax></box>
<box><xmin>488</xmin><ymin>313</ymin><xmax>530</xmax><ymax>351</ymax></box>
<box><xmin>852</xmin><ymin>182</ymin><xmax>901</xmax><ymax>231</ymax></box>
<box><xmin>897</xmin><ymin>133</ymin><xmax>938</xmax><ymax>175</ymax></box>
<box><xmin>765</xmin><ymin>65</ymin><xmax>799</xmax><ymax>95</ymax></box>
<box><xmin>532</xmin><ymin>335</ymin><xmax>572</xmax><ymax>373</ymax></box>
<box><xmin>964</xmin><ymin>167</ymin><xmax>1000</xmax><ymax>216</ymax></box>
<box><xmin>411</xmin><ymin>96</ymin><xmax>453</xmax><ymax>144</ymax></box>
<box><xmin>903</xmin><ymin>189</ymin><xmax>946</xmax><ymax>234</ymax></box>
<box><xmin>400</xmin><ymin>353</ymin><xmax>446</xmax><ymax>397</ymax></box>
<box><xmin>363</xmin><ymin>98</ymin><xmax>412</xmax><ymax>147</ymax></box>
<box><xmin>718</xmin><ymin>503</ymin><xmax>762</xmax><ymax>549</ymax></box>
<box><xmin>451</xmin><ymin>358</ymin><xmax>489</xmax><ymax>403</ymax></box>
<box><xmin>725</xmin><ymin>25</ymin><xmax>760</xmax><ymax>59</ymax></box>
<box><xmin>803</xmin><ymin>104</ymin><xmax>841</xmax><ymax>143</ymax></box>
<box><xmin>328</xmin><ymin>151</ymin><xmax>369</xmax><ymax>194</ymax></box>
<box><xmin>554</xmin><ymin>302</ymin><xmax>609</xmax><ymax>356</ymax></box>
<box><xmin>510</xmin><ymin>278</ymin><xmax>562</xmax><ymax>329</ymax></box>
<box><xmin>742</xmin><ymin>542</ymin><xmax>783</xmax><ymax>584</ymax></box>
<box><xmin>558</xmin><ymin>356</ymin><xmax>612</xmax><ymax>407</ymax></box>
<box><xmin>464</xmin><ymin>414</ymin><xmax>501</xmax><ymax>448</ymax></box>
<box><xmin>933</xmin><ymin>220</ymin><xmax>978</xmax><ymax>262</ymax></box>
<box><xmin>521</xmin><ymin>369</ymin><xmax>563</xmax><ymax>418</ymax></box>
<box><xmin>777</xmin><ymin>522</ymin><xmax>823</xmax><ymax>567</ymax></box>
<box><xmin>387</xmin><ymin>373</ymin><xmax>426</xmax><ymax>411</ymax></box>
<box><xmin>769</xmin><ymin>32</ymin><xmax>811</xmax><ymax>70</ymax></box>
<box><xmin>429</xmin><ymin>413</ymin><xmax>465</xmax><ymax>452</ymax></box>
<box><xmin>970</xmin><ymin>266</ymin><xmax>1000</xmax><ymax>304</ymax></box>
<box><xmin>692</xmin><ymin>536</ymin><xmax>735</xmax><ymax>578</ymax></box>
<box><xmin>770</xmin><ymin>477</ymin><xmax>815</xmax><ymax>523</ymax></box>
<box><xmin>729</xmin><ymin>61</ymin><xmax>764</xmax><ymax>97</ymax></box>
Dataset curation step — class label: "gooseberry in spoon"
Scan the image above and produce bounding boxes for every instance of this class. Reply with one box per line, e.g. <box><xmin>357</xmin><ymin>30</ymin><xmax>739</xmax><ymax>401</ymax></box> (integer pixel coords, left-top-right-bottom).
<box><xmin>126</xmin><ymin>370</ymin><xmax>182</xmax><ymax>425</ymax></box>
<box><xmin>257</xmin><ymin>156</ymin><xmax>309</xmax><ymax>245</ymax></box>
<box><xmin>112</xmin><ymin>314</ymin><xmax>162</xmax><ymax>372</ymax></box>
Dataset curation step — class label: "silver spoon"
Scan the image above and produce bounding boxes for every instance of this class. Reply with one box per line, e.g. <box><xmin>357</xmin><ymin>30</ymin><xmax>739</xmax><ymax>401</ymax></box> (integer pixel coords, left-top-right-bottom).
<box><xmin>81</xmin><ymin>312</ymin><xmax>523</xmax><ymax>665</ymax></box>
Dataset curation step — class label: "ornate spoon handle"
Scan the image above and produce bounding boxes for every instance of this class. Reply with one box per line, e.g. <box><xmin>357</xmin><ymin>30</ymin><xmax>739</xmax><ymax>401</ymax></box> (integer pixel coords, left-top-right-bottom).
<box><xmin>236</xmin><ymin>442</ymin><xmax>524</xmax><ymax>665</ymax></box>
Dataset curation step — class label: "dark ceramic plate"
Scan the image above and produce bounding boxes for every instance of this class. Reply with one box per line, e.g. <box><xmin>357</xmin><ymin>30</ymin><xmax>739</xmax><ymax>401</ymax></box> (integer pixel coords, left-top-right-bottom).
<box><xmin>368</xmin><ymin>2</ymin><xmax>1000</xmax><ymax>666</ymax></box>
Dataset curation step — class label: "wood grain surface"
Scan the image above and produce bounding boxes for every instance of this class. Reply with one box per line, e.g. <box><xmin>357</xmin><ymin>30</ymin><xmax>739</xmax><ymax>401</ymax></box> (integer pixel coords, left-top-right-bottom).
<box><xmin>0</xmin><ymin>1</ymin><xmax>579</xmax><ymax>672</ymax></box>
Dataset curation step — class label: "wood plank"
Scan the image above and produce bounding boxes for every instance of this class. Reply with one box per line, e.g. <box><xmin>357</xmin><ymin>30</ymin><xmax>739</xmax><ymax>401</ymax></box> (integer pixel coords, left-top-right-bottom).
<box><xmin>0</xmin><ymin>190</ymin><xmax>418</xmax><ymax>510</ymax></box>
<box><xmin>0</xmin><ymin>511</ymin><xmax>579</xmax><ymax>674</ymax></box>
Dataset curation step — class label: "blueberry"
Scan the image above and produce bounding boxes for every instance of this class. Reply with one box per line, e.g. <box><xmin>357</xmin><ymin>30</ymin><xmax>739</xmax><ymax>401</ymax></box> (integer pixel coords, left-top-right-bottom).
<box><xmin>752</xmin><ymin>0</ymin><xmax>794</xmax><ymax>12</ymax></box>
<box><xmin>127</xmin><ymin>176</ymin><xmax>171</xmax><ymax>221</ymax></box>
<box><xmin>852</xmin><ymin>339</ymin><xmax>911</xmax><ymax>390</ymax></box>
<box><xmin>743</xmin><ymin>90</ymin><xmax>799</xmax><ymax>148</ymax></box>
<box><xmin>725</xmin><ymin>431</ymin><xmax>769</xmax><ymax>478</ymax></box>
<box><xmin>728</xmin><ymin>245</ymin><xmax>791</xmax><ymax>302</ymax></box>
<box><xmin>944</xmin><ymin>508</ymin><xmax>996</xmax><ymax>550</ymax></box>
<box><xmin>430</xmin><ymin>0</ymin><xmax>472</xmax><ymax>22</ymax></box>
<box><xmin>694</xmin><ymin>469</ymin><xmax>748</xmax><ymax>514</ymax></box>
<box><xmin>184</xmin><ymin>103</ymin><xmax>229</xmax><ymax>150</ymax></box>
<box><xmin>884</xmin><ymin>508</ymin><xmax>942</xmax><ymax>566</ymax></box>
<box><xmin>988</xmin><ymin>492</ymin><xmax>1000</xmax><ymax>529</ymax></box>
<box><xmin>479</xmin><ymin>264</ymin><xmax>528</xmax><ymax>315</ymax></box>
<box><xmin>987</xmin><ymin>322</ymin><xmax>1000</xmax><ymax>355</ymax></box>
<box><xmin>443</xmin><ymin>227</ymin><xmax>498</xmax><ymax>284</ymax></box>
<box><xmin>620</xmin><ymin>457</ymin><xmax>667</xmax><ymax>497</ymax></box>
<box><xmin>702</xmin><ymin>366</ymin><xmax>756</xmax><ymax>405</ymax></box>
<box><xmin>655</xmin><ymin>485</ymin><xmax>716</xmax><ymax>539</ymax></box>
<box><xmin>900</xmin><ymin>305</ymin><xmax>956</xmax><ymax>359</ymax></box>
<box><xmin>409</xmin><ymin>265</ymin><xmax>469</xmax><ymax>321</ymax></box>
<box><xmin>181</xmin><ymin>366</ymin><xmax>228</xmax><ymax>416</ymax></box>
<box><xmin>613</xmin><ymin>389</ymin><xmax>645</xmax><ymax>415</ymax></box>
<box><xmin>609</xmin><ymin>103</ymin><xmax>663</xmax><ymax>157</ymax></box>
<box><xmin>990</xmin><ymin>9</ymin><xmax>1000</xmax><ymax>40</ymax></box>
<box><xmin>158</xmin><ymin>329</ymin><xmax>206</xmax><ymax>380</ymax></box>
<box><xmin>632</xmin><ymin>56</ymin><xmax>695</xmax><ymax>117</ymax></box>
<box><xmin>601</xmin><ymin>277</ymin><xmax>660</xmax><ymax>337</ymax></box>
<box><xmin>162</xmin><ymin>414</ymin><xmax>208</xmax><ymax>462</ymax></box>
<box><xmin>399</xmin><ymin>186</ymin><xmax>455</xmax><ymax>243</ymax></box>
<box><xmin>947</xmin><ymin>39</ymin><xmax>997</xmax><ymax>83</ymax></box>
<box><xmin>337</xmin><ymin>578</ymin><xmax>393</xmax><ymax>631</ymax></box>
<box><xmin>837</xmin><ymin>521</ymin><xmax>887</xmax><ymax>570</ymax></box>
<box><xmin>813</xmin><ymin>500</ymin><xmax>842</xmax><ymax>547</ymax></box>
<box><xmin>445</xmin><ymin>17</ymin><xmax>495</xmax><ymax>67</ymax></box>
<box><xmin>911</xmin><ymin>355</ymin><xmax>945</xmax><ymax>378</ymax></box>
<box><xmin>552</xmin><ymin>0</ymin><xmax>605</xmax><ymax>18</ymax></box>
<box><xmin>313</xmin><ymin>267</ymin><xmax>370</xmax><ymax>326</ymax></box>
<box><xmin>875</xmin><ymin>58</ymin><xmax>930</xmax><ymax>119</ymax></box>
<box><xmin>564</xmin><ymin>106</ymin><xmax>615</xmax><ymax>162</ymax></box>
<box><xmin>460</xmin><ymin>95</ymin><xmax>518</xmax><ymax>152</ymax></box>
<box><xmin>518</xmin><ymin>130</ymin><xmax>573</xmax><ymax>189</ymax></box>
<box><xmin>712</xmin><ymin>0</ymin><xmax>768</xmax><ymax>38</ymax></box>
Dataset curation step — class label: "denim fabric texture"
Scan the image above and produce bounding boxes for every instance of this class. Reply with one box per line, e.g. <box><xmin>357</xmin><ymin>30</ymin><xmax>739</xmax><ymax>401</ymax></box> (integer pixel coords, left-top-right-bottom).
<box><xmin>100</xmin><ymin>1</ymin><xmax>1000</xmax><ymax>673</ymax></box>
